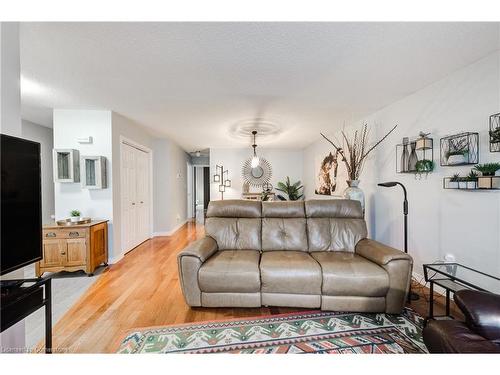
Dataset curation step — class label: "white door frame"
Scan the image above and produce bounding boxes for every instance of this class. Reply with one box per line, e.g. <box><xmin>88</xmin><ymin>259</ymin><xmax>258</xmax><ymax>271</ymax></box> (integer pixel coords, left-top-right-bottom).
<box><xmin>120</xmin><ymin>136</ymin><xmax>153</xmax><ymax>256</ymax></box>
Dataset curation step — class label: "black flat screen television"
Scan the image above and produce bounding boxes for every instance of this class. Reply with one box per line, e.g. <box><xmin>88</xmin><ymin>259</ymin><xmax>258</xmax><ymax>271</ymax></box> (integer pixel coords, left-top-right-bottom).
<box><xmin>1</xmin><ymin>134</ymin><xmax>42</xmax><ymax>276</ymax></box>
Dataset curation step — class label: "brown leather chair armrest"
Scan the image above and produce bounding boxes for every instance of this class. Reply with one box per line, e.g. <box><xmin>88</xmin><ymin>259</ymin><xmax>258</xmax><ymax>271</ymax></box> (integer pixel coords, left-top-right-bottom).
<box><xmin>423</xmin><ymin>319</ymin><xmax>500</xmax><ymax>353</ymax></box>
<box><xmin>455</xmin><ymin>290</ymin><xmax>500</xmax><ymax>343</ymax></box>
<box><xmin>178</xmin><ymin>236</ymin><xmax>218</xmax><ymax>262</ymax></box>
<box><xmin>355</xmin><ymin>239</ymin><xmax>412</xmax><ymax>265</ymax></box>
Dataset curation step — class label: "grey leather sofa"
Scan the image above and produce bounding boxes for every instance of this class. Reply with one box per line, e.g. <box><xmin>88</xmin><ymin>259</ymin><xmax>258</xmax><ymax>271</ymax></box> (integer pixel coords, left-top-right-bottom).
<box><xmin>177</xmin><ymin>199</ymin><xmax>412</xmax><ymax>314</ymax></box>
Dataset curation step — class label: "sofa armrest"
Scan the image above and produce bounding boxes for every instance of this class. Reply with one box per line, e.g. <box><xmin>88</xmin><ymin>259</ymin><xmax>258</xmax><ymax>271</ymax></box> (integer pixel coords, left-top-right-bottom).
<box><xmin>355</xmin><ymin>239</ymin><xmax>412</xmax><ymax>265</ymax></box>
<box><xmin>355</xmin><ymin>239</ymin><xmax>413</xmax><ymax>314</ymax></box>
<box><xmin>455</xmin><ymin>290</ymin><xmax>500</xmax><ymax>342</ymax></box>
<box><xmin>178</xmin><ymin>236</ymin><xmax>218</xmax><ymax>262</ymax></box>
<box><xmin>177</xmin><ymin>237</ymin><xmax>218</xmax><ymax>307</ymax></box>
<box><xmin>423</xmin><ymin>319</ymin><xmax>500</xmax><ymax>353</ymax></box>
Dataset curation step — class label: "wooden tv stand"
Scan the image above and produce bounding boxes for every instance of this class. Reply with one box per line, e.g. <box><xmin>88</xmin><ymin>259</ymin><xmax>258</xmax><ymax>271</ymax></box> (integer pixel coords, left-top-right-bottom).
<box><xmin>36</xmin><ymin>220</ymin><xmax>108</xmax><ymax>277</ymax></box>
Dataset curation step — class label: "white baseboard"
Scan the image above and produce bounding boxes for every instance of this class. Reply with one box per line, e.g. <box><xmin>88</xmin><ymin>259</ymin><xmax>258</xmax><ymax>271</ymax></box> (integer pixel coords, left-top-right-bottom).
<box><xmin>109</xmin><ymin>253</ymin><xmax>124</xmax><ymax>265</ymax></box>
<box><xmin>153</xmin><ymin>220</ymin><xmax>188</xmax><ymax>237</ymax></box>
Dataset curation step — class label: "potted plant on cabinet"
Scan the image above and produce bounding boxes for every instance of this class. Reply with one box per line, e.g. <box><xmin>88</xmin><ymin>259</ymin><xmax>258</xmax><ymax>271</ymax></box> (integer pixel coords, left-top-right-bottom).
<box><xmin>70</xmin><ymin>210</ymin><xmax>81</xmax><ymax>223</ymax></box>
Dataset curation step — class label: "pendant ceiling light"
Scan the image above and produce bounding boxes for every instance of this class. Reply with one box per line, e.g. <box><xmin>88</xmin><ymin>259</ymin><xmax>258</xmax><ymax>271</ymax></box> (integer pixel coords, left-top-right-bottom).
<box><xmin>251</xmin><ymin>130</ymin><xmax>260</xmax><ymax>168</ymax></box>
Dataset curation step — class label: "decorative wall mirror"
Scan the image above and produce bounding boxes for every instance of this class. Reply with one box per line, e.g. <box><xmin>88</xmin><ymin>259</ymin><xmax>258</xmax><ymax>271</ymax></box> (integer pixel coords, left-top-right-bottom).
<box><xmin>242</xmin><ymin>157</ymin><xmax>272</xmax><ymax>187</ymax></box>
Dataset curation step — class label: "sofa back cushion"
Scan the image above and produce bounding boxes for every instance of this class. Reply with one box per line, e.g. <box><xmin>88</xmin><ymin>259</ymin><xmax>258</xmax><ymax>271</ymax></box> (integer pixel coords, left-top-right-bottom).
<box><xmin>262</xmin><ymin>201</ymin><xmax>307</xmax><ymax>251</ymax></box>
<box><xmin>305</xmin><ymin>199</ymin><xmax>367</xmax><ymax>252</ymax></box>
<box><xmin>205</xmin><ymin>200</ymin><xmax>262</xmax><ymax>250</ymax></box>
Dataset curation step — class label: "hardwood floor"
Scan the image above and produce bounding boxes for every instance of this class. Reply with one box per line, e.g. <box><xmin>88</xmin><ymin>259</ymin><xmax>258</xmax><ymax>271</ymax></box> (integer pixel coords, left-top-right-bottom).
<box><xmin>40</xmin><ymin>221</ymin><xmax>458</xmax><ymax>353</ymax></box>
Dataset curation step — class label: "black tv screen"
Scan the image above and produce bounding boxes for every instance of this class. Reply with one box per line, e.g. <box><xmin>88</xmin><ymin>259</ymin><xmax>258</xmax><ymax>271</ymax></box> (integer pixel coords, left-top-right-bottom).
<box><xmin>1</xmin><ymin>134</ymin><xmax>42</xmax><ymax>276</ymax></box>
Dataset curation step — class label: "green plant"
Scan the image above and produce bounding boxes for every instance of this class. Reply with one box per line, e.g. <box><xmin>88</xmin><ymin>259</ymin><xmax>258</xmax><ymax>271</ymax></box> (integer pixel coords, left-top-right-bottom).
<box><xmin>261</xmin><ymin>191</ymin><xmax>271</xmax><ymax>201</ymax></box>
<box><xmin>445</xmin><ymin>149</ymin><xmax>468</xmax><ymax>158</ymax></box>
<box><xmin>415</xmin><ymin>159</ymin><xmax>434</xmax><ymax>173</ymax></box>
<box><xmin>450</xmin><ymin>173</ymin><xmax>460</xmax><ymax>182</ymax></box>
<box><xmin>276</xmin><ymin>176</ymin><xmax>304</xmax><ymax>201</ymax></box>
<box><xmin>466</xmin><ymin>170</ymin><xmax>479</xmax><ymax>181</ymax></box>
<box><xmin>320</xmin><ymin>123</ymin><xmax>397</xmax><ymax>181</ymax></box>
<box><xmin>473</xmin><ymin>163</ymin><xmax>500</xmax><ymax>176</ymax></box>
<box><xmin>490</xmin><ymin>127</ymin><xmax>500</xmax><ymax>144</ymax></box>
<box><xmin>70</xmin><ymin>210</ymin><xmax>81</xmax><ymax>217</ymax></box>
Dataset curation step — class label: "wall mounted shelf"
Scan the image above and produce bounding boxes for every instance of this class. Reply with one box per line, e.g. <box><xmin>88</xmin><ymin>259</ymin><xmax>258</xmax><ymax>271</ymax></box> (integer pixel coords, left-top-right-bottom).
<box><xmin>53</xmin><ymin>149</ymin><xmax>80</xmax><ymax>183</ymax></box>
<box><xmin>440</xmin><ymin>132</ymin><xmax>479</xmax><ymax>166</ymax></box>
<box><xmin>80</xmin><ymin>156</ymin><xmax>107</xmax><ymax>189</ymax></box>
<box><xmin>490</xmin><ymin>113</ymin><xmax>500</xmax><ymax>153</ymax></box>
<box><xmin>396</xmin><ymin>134</ymin><xmax>434</xmax><ymax>175</ymax></box>
<box><xmin>443</xmin><ymin>176</ymin><xmax>500</xmax><ymax>191</ymax></box>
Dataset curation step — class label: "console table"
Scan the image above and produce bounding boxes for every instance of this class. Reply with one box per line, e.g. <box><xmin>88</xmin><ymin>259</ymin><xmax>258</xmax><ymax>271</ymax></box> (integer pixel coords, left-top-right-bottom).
<box><xmin>423</xmin><ymin>263</ymin><xmax>500</xmax><ymax>320</ymax></box>
<box><xmin>0</xmin><ymin>277</ymin><xmax>52</xmax><ymax>353</ymax></box>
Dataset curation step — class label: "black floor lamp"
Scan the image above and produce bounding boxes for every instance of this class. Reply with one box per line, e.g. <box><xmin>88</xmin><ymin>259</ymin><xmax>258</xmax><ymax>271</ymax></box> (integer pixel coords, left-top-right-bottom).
<box><xmin>377</xmin><ymin>181</ymin><xmax>419</xmax><ymax>301</ymax></box>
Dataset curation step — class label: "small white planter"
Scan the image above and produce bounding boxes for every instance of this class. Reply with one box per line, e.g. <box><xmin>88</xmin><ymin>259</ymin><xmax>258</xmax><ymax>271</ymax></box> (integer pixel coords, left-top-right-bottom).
<box><xmin>70</xmin><ymin>216</ymin><xmax>81</xmax><ymax>222</ymax></box>
<box><xmin>448</xmin><ymin>181</ymin><xmax>459</xmax><ymax>189</ymax></box>
<box><xmin>466</xmin><ymin>181</ymin><xmax>477</xmax><ymax>189</ymax></box>
<box><xmin>447</xmin><ymin>153</ymin><xmax>468</xmax><ymax>165</ymax></box>
<box><xmin>458</xmin><ymin>181</ymin><xmax>467</xmax><ymax>189</ymax></box>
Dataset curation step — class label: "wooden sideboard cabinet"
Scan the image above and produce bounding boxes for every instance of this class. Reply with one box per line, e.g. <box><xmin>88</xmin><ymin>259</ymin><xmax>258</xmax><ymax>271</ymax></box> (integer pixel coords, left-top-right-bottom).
<box><xmin>36</xmin><ymin>220</ymin><xmax>109</xmax><ymax>277</ymax></box>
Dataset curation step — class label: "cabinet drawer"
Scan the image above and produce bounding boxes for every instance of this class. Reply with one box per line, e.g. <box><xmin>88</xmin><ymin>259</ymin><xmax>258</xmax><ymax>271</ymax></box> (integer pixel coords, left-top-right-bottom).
<box><xmin>43</xmin><ymin>229</ymin><xmax>87</xmax><ymax>239</ymax></box>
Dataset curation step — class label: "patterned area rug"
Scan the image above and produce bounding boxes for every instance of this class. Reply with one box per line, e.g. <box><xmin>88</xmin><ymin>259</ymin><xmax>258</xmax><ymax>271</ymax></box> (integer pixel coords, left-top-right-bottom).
<box><xmin>117</xmin><ymin>308</ymin><xmax>427</xmax><ymax>354</ymax></box>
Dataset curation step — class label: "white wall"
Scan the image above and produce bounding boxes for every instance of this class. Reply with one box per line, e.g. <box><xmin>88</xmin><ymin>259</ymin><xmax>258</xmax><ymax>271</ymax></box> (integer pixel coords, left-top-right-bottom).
<box><xmin>0</xmin><ymin>21</ymin><xmax>25</xmax><ymax>351</ymax></box>
<box><xmin>111</xmin><ymin>112</ymin><xmax>153</xmax><ymax>261</ymax></box>
<box><xmin>53</xmin><ymin>109</ymin><xmax>115</xmax><ymax>256</ymax></box>
<box><xmin>21</xmin><ymin>119</ymin><xmax>54</xmax><ymax>224</ymax></box>
<box><xmin>303</xmin><ymin>51</ymin><xmax>500</xmax><ymax>290</ymax></box>
<box><xmin>152</xmin><ymin>138</ymin><xmax>190</xmax><ymax>235</ymax></box>
<box><xmin>0</xmin><ymin>22</ymin><xmax>21</xmax><ymax>137</ymax></box>
<box><xmin>366</xmin><ymin>51</ymin><xmax>500</xmax><ymax>289</ymax></box>
<box><xmin>210</xmin><ymin>148</ymin><xmax>304</xmax><ymax>200</ymax></box>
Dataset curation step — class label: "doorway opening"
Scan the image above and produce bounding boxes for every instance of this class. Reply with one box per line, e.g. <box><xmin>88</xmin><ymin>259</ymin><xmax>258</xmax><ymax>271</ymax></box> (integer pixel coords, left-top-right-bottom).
<box><xmin>187</xmin><ymin>150</ymin><xmax>210</xmax><ymax>224</ymax></box>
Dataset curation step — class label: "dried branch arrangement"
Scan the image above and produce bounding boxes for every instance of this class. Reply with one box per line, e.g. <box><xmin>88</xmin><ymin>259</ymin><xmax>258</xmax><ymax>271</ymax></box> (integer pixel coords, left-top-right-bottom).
<box><xmin>320</xmin><ymin>123</ymin><xmax>397</xmax><ymax>181</ymax></box>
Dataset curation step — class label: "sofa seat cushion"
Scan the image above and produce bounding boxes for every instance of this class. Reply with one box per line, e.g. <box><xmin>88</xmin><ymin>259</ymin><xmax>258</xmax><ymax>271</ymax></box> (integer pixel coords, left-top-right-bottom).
<box><xmin>260</xmin><ymin>251</ymin><xmax>322</xmax><ymax>295</ymax></box>
<box><xmin>311</xmin><ymin>252</ymin><xmax>389</xmax><ymax>297</ymax></box>
<box><xmin>198</xmin><ymin>250</ymin><xmax>261</xmax><ymax>293</ymax></box>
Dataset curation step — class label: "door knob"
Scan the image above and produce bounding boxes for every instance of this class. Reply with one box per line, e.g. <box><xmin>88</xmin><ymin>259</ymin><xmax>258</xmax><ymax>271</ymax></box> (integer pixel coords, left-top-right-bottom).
<box><xmin>132</xmin><ymin>202</ymin><xmax>136</xmax><ymax>205</ymax></box>
<box><xmin>140</xmin><ymin>201</ymin><xmax>144</xmax><ymax>204</ymax></box>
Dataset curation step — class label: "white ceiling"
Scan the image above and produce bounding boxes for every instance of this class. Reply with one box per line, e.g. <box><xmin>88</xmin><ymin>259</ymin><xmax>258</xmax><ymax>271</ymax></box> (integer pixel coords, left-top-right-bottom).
<box><xmin>20</xmin><ymin>22</ymin><xmax>500</xmax><ymax>150</ymax></box>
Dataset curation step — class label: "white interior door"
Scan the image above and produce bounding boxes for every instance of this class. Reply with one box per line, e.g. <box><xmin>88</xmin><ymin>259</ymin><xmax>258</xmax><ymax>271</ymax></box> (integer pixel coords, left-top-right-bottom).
<box><xmin>135</xmin><ymin>149</ymin><xmax>150</xmax><ymax>245</ymax></box>
<box><xmin>121</xmin><ymin>142</ymin><xmax>151</xmax><ymax>254</ymax></box>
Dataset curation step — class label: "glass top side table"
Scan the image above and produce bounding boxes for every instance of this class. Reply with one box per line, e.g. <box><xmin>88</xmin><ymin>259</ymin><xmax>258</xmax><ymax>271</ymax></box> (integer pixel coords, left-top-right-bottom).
<box><xmin>423</xmin><ymin>263</ymin><xmax>500</xmax><ymax>320</ymax></box>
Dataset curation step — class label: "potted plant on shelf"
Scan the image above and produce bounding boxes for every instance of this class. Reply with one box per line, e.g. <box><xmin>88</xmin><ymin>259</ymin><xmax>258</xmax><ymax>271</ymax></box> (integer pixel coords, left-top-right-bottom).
<box><xmin>473</xmin><ymin>163</ymin><xmax>500</xmax><ymax>176</ymax></box>
<box><xmin>490</xmin><ymin>127</ymin><xmax>500</xmax><ymax>145</ymax></box>
<box><xmin>415</xmin><ymin>159</ymin><xmax>434</xmax><ymax>175</ymax></box>
<box><xmin>320</xmin><ymin>123</ymin><xmax>397</xmax><ymax>212</ymax></box>
<box><xmin>70</xmin><ymin>210</ymin><xmax>81</xmax><ymax>223</ymax></box>
<box><xmin>466</xmin><ymin>170</ymin><xmax>479</xmax><ymax>189</ymax></box>
<box><xmin>276</xmin><ymin>176</ymin><xmax>304</xmax><ymax>201</ymax></box>
<box><xmin>446</xmin><ymin>137</ymin><xmax>469</xmax><ymax>165</ymax></box>
<box><xmin>448</xmin><ymin>173</ymin><xmax>460</xmax><ymax>189</ymax></box>
<box><xmin>458</xmin><ymin>176</ymin><xmax>468</xmax><ymax>189</ymax></box>
<box><xmin>474</xmin><ymin>163</ymin><xmax>500</xmax><ymax>189</ymax></box>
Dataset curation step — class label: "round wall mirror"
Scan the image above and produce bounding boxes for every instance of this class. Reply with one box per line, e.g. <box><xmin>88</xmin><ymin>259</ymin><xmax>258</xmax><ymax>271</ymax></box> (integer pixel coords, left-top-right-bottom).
<box><xmin>242</xmin><ymin>157</ymin><xmax>272</xmax><ymax>187</ymax></box>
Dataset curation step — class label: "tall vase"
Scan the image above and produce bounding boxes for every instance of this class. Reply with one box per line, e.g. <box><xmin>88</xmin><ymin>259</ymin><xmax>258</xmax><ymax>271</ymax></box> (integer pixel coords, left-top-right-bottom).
<box><xmin>401</xmin><ymin>137</ymin><xmax>409</xmax><ymax>172</ymax></box>
<box><xmin>408</xmin><ymin>141</ymin><xmax>418</xmax><ymax>172</ymax></box>
<box><xmin>343</xmin><ymin>180</ymin><xmax>365</xmax><ymax>214</ymax></box>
